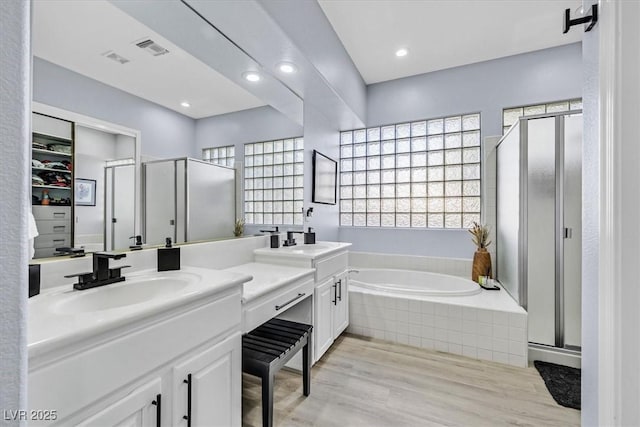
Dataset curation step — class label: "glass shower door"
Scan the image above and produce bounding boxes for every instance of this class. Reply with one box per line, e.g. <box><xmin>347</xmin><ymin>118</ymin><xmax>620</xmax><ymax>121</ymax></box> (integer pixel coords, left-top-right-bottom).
<box><xmin>562</xmin><ymin>114</ymin><xmax>582</xmax><ymax>349</ymax></box>
<box><xmin>526</xmin><ymin>116</ymin><xmax>557</xmax><ymax>347</ymax></box>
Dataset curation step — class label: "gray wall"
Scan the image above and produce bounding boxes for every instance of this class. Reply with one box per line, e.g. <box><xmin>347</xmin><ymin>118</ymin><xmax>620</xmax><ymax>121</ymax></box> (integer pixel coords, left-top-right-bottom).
<box><xmin>302</xmin><ymin>104</ymin><xmax>340</xmax><ymax>241</ymax></box>
<box><xmin>339</xmin><ymin>43</ymin><xmax>583</xmax><ymax>258</ymax></box>
<box><xmin>0</xmin><ymin>0</ymin><xmax>30</xmax><ymax>422</ymax></box>
<box><xmin>195</xmin><ymin>106</ymin><xmax>302</xmax><ymax>154</ymax></box>
<box><xmin>33</xmin><ymin>58</ymin><xmax>196</xmax><ymax>159</ymax></box>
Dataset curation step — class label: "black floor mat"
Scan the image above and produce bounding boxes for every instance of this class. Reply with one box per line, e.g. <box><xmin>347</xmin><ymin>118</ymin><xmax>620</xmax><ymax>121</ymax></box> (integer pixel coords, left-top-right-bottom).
<box><xmin>534</xmin><ymin>360</ymin><xmax>581</xmax><ymax>410</ymax></box>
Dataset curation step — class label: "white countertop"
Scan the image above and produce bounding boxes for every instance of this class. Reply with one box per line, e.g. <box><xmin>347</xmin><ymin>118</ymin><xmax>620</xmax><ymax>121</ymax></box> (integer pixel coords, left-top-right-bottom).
<box><xmin>28</xmin><ymin>266</ymin><xmax>252</xmax><ymax>358</ymax></box>
<box><xmin>224</xmin><ymin>262</ymin><xmax>315</xmax><ymax>303</ymax></box>
<box><xmin>253</xmin><ymin>241</ymin><xmax>352</xmax><ymax>260</ymax></box>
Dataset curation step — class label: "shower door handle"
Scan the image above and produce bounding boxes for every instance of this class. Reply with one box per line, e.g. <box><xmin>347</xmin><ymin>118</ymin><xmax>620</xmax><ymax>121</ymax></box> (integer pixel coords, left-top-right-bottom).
<box><xmin>563</xmin><ymin>227</ymin><xmax>572</xmax><ymax>239</ymax></box>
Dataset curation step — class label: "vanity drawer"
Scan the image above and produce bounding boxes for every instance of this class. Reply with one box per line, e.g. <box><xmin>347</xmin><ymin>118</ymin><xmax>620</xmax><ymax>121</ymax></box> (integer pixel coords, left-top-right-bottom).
<box><xmin>36</xmin><ymin>219</ymin><xmax>71</xmax><ymax>235</ymax></box>
<box><xmin>315</xmin><ymin>251</ymin><xmax>348</xmax><ymax>283</ymax></box>
<box><xmin>32</xmin><ymin>205</ymin><xmax>71</xmax><ymax>220</ymax></box>
<box><xmin>243</xmin><ymin>278</ymin><xmax>314</xmax><ymax>333</ymax></box>
<box><xmin>34</xmin><ymin>233</ymin><xmax>71</xmax><ymax>249</ymax></box>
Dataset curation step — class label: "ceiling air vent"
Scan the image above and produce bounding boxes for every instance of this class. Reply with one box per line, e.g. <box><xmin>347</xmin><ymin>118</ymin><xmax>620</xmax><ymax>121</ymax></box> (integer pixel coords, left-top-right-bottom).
<box><xmin>102</xmin><ymin>51</ymin><xmax>130</xmax><ymax>64</ymax></box>
<box><xmin>135</xmin><ymin>39</ymin><xmax>169</xmax><ymax>56</ymax></box>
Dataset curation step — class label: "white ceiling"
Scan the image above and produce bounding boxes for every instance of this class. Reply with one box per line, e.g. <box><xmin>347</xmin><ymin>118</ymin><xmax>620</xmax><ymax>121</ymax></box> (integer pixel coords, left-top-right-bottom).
<box><xmin>318</xmin><ymin>0</ymin><xmax>583</xmax><ymax>84</ymax></box>
<box><xmin>32</xmin><ymin>0</ymin><xmax>266</xmax><ymax>119</ymax></box>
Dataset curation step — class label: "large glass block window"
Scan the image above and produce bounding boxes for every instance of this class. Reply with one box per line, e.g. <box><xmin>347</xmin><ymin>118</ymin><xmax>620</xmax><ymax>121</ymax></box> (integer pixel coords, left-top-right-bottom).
<box><xmin>203</xmin><ymin>145</ymin><xmax>235</xmax><ymax>167</ymax></box>
<box><xmin>503</xmin><ymin>98</ymin><xmax>582</xmax><ymax>134</ymax></box>
<box><xmin>340</xmin><ymin>114</ymin><xmax>481</xmax><ymax>229</ymax></box>
<box><xmin>244</xmin><ymin>137</ymin><xmax>304</xmax><ymax>225</ymax></box>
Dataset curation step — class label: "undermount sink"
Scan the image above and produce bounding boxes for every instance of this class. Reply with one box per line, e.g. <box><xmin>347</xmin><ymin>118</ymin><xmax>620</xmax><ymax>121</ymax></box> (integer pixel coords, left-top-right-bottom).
<box><xmin>52</xmin><ymin>272</ymin><xmax>197</xmax><ymax>314</ymax></box>
<box><xmin>280</xmin><ymin>243</ymin><xmax>334</xmax><ymax>253</ymax></box>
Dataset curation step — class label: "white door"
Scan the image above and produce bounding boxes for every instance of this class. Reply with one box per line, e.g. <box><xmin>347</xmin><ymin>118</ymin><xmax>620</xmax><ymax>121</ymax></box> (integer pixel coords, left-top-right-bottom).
<box><xmin>172</xmin><ymin>333</ymin><xmax>242</xmax><ymax>427</ymax></box>
<box><xmin>332</xmin><ymin>272</ymin><xmax>349</xmax><ymax>339</ymax></box>
<box><xmin>314</xmin><ymin>277</ymin><xmax>335</xmax><ymax>362</ymax></box>
<box><xmin>76</xmin><ymin>378</ymin><xmax>161</xmax><ymax>427</ymax></box>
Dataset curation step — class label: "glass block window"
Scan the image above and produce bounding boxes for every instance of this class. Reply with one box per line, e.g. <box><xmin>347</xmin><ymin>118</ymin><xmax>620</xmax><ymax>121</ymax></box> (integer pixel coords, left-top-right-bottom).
<box><xmin>503</xmin><ymin>98</ymin><xmax>582</xmax><ymax>134</ymax></box>
<box><xmin>203</xmin><ymin>145</ymin><xmax>235</xmax><ymax>167</ymax></box>
<box><xmin>244</xmin><ymin>137</ymin><xmax>304</xmax><ymax>225</ymax></box>
<box><xmin>340</xmin><ymin>113</ymin><xmax>481</xmax><ymax>229</ymax></box>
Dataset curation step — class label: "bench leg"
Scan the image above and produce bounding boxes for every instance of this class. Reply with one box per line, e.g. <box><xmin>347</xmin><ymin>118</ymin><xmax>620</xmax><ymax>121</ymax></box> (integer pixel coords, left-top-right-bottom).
<box><xmin>302</xmin><ymin>340</ymin><xmax>311</xmax><ymax>397</ymax></box>
<box><xmin>262</xmin><ymin>372</ymin><xmax>274</xmax><ymax>427</ymax></box>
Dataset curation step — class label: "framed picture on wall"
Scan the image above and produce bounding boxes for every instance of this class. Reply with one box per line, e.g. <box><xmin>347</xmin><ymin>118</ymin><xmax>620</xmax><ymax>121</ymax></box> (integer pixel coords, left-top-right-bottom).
<box><xmin>312</xmin><ymin>150</ymin><xmax>337</xmax><ymax>205</ymax></box>
<box><xmin>75</xmin><ymin>178</ymin><xmax>96</xmax><ymax>206</ymax></box>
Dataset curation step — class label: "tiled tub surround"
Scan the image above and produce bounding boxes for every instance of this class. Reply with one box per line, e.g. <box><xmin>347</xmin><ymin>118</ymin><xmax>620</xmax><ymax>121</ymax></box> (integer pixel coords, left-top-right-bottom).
<box><xmin>349</xmin><ymin>251</ymin><xmax>474</xmax><ymax>278</ymax></box>
<box><xmin>348</xmin><ymin>282</ymin><xmax>527</xmax><ymax>368</ymax></box>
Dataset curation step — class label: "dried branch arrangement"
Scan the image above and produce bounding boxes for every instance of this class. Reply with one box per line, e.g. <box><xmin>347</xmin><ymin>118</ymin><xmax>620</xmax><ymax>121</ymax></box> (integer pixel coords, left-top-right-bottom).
<box><xmin>469</xmin><ymin>222</ymin><xmax>491</xmax><ymax>249</ymax></box>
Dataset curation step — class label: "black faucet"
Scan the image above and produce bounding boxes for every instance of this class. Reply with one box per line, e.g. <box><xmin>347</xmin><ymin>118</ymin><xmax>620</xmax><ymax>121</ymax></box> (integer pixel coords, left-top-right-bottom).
<box><xmin>282</xmin><ymin>230</ymin><xmax>300</xmax><ymax>247</ymax></box>
<box><xmin>54</xmin><ymin>246</ymin><xmax>86</xmax><ymax>257</ymax></box>
<box><xmin>65</xmin><ymin>252</ymin><xmax>130</xmax><ymax>290</ymax></box>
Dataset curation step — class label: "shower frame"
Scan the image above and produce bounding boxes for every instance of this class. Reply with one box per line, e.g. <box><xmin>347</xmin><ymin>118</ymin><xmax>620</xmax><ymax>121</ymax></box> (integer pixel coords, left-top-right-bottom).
<box><xmin>496</xmin><ymin>110</ymin><xmax>582</xmax><ymax>353</ymax></box>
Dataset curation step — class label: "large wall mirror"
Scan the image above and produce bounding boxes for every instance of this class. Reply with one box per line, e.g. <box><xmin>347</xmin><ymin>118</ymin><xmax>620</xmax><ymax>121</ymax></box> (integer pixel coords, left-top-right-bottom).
<box><xmin>31</xmin><ymin>0</ymin><xmax>303</xmax><ymax>259</ymax></box>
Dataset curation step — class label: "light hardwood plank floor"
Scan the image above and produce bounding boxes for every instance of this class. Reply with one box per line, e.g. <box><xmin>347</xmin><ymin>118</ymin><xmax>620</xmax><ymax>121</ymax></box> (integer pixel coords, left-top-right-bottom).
<box><xmin>242</xmin><ymin>334</ymin><xmax>580</xmax><ymax>427</ymax></box>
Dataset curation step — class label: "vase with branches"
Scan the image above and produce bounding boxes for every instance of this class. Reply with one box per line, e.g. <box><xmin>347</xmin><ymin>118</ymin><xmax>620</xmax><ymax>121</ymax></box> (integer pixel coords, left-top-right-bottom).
<box><xmin>469</xmin><ymin>222</ymin><xmax>492</xmax><ymax>283</ymax></box>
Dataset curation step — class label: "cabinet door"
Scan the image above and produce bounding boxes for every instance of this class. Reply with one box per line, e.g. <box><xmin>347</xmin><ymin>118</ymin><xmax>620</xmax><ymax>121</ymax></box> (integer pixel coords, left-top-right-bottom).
<box><xmin>314</xmin><ymin>277</ymin><xmax>335</xmax><ymax>362</ymax></box>
<box><xmin>172</xmin><ymin>333</ymin><xmax>242</xmax><ymax>427</ymax></box>
<box><xmin>76</xmin><ymin>378</ymin><xmax>161</xmax><ymax>427</ymax></box>
<box><xmin>332</xmin><ymin>271</ymin><xmax>349</xmax><ymax>339</ymax></box>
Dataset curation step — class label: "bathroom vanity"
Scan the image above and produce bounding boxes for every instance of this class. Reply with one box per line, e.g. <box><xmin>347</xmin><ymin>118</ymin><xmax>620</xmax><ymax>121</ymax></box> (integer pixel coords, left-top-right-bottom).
<box><xmin>28</xmin><ymin>267</ymin><xmax>251</xmax><ymax>426</ymax></box>
<box><xmin>27</xmin><ymin>237</ymin><xmax>352</xmax><ymax>425</ymax></box>
<box><xmin>254</xmin><ymin>241</ymin><xmax>352</xmax><ymax>362</ymax></box>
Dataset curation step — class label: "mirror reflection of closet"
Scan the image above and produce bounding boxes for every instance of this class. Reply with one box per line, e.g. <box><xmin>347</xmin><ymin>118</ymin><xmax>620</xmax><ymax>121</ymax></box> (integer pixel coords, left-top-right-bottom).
<box><xmin>74</xmin><ymin>125</ymin><xmax>136</xmax><ymax>252</ymax></box>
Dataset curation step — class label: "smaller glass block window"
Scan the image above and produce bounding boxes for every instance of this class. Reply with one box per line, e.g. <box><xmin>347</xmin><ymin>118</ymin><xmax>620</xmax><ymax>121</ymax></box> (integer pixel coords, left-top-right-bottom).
<box><xmin>203</xmin><ymin>145</ymin><xmax>235</xmax><ymax>167</ymax></box>
<box><xmin>340</xmin><ymin>113</ymin><xmax>481</xmax><ymax>229</ymax></box>
<box><xmin>503</xmin><ymin>98</ymin><xmax>582</xmax><ymax>134</ymax></box>
<box><xmin>244</xmin><ymin>137</ymin><xmax>304</xmax><ymax>226</ymax></box>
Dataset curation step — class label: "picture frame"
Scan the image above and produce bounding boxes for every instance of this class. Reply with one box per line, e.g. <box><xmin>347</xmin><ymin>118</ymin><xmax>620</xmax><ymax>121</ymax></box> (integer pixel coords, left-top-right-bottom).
<box><xmin>312</xmin><ymin>150</ymin><xmax>337</xmax><ymax>205</ymax></box>
<box><xmin>75</xmin><ymin>178</ymin><xmax>96</xmax><ymax>206</ymax></box>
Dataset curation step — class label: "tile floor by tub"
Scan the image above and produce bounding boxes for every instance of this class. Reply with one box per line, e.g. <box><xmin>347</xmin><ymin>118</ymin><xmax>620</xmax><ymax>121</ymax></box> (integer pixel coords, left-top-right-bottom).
<box><xmin>348</xmin><ymin>292</ymin><xmax>528</xmax><ymax>367</ymax></box>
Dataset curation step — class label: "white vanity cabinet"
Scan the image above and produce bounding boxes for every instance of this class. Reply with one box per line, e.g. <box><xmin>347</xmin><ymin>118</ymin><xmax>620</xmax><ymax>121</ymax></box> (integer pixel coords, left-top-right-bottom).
<box><xmin>313</xmin><ymin>269</ymin><xmax>349</xmax><ymax>361</ymax></box>
<box><xmin>76</xmin><ymin>378</ymin><xmax>162</xmax><ymax>427</ymax></box>
<box><xmin>253</xmin><ymin>242</ymin><xmax>351</xmax><ymax>363</ymax></box>
<box><xmin>172</xmin><ymin>333</ymin><xmax>241</xmax><ymax>427</ymax></box>
<box><xmin>28</xmin><ymin>280</ymin><xmax>244</xmax><ymax>427</ymax></box>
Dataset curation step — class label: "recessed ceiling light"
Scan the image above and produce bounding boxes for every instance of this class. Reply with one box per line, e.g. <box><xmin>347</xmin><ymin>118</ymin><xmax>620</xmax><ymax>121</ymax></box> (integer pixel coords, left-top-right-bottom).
<box><xmin>180</xmin><ymin>101</ymin><xmax>190</xmax><ymax>108</ymax></box>
<box><xmin>278</xmin><ymin>62</ymin><xmax>297</xmax><ymax>74</ymax></box>
<box><xmin>395</xmin><ymin>48</ymin><xmax>408</xmax><ymax>57</ymax></box>
<box><xmin>243</xmin><ymin>72</ymin><xmax>261</xmax><ymax>82</ymax></box>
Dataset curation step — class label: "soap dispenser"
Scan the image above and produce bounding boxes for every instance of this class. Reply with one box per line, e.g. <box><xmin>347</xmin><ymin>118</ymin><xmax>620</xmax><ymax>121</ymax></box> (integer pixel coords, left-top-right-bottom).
<box><xmin>260</xmin><ymin>227</ymin><xmax>280</xmax><ymax>248</ymax></box>
<box><xmin>304</xmin><ymin>227</ymin><xmax>316</xmax><ymax>244</ymax></box>
<box><xmin>157</xmin><ymin>237</ymin><xmax>180</xmax><ymax>271</ymax></box>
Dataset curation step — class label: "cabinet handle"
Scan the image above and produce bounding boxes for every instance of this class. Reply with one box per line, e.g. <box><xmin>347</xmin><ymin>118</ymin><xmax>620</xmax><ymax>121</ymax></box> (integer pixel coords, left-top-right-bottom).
<box><xmin>53</xmin><ymin>225</ymin><xmax>66</xmax><ymax>232</ymax></box>
<box><xmin>53</xmin><ymin>212</ymin><xmax>66</xmax><ymax>218</ymax></box>
<box><xmin>151</xmin><ymin>393</ymin><xmax>161</xmax><ymax>427</ymax></box>
<box><xmin>337</xmin><ymin>279</ymin><xmax>342</xmax><ymax>302</ymax></box>
<box><xmin>275</xmin><ymin>293</ymin><xmax>305</xmax><ymax>311</ymax></box>
<box><xmin>332</xmin><ymin>284</ymin><xmax>337</xmax><ymax>306</ymax></box>
<box><xmin>183</xmin><ymin>374</ymin><xmax>192</xmax><ymax>427</ymax></box>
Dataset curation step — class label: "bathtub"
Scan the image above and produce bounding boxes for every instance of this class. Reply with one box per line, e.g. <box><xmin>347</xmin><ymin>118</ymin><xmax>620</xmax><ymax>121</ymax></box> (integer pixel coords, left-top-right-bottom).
<box><xmin>349</xmin><ymin>268</ymin><xmax>481</xmax><ymax>297</ymax></box>
<box><xmin>347</xmin><ymin>268</ymin><xmax>528</xmax><ymax>368</ymax></box>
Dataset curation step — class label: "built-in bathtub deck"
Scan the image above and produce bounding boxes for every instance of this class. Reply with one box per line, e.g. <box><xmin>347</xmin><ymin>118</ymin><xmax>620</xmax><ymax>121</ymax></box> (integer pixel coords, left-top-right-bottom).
<box><xmin>348</xmin><ymin>283</ymin><xmax>527</xmax><ymax>367</ymax></box>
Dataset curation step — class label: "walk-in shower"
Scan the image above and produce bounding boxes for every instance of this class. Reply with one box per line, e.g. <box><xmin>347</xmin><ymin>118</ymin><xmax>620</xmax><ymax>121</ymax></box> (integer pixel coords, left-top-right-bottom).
<box><xmin>496</xmin><ymin>111</ymin><xmax>582</xmax><ymax>363</ymax></box>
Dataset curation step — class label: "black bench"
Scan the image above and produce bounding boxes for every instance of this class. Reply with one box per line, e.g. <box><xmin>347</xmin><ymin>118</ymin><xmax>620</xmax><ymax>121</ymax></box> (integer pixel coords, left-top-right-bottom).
<box><xmin>242</xmin><ymin>318</ymin><xmax>313</xmax><ymax>427</ymax></box>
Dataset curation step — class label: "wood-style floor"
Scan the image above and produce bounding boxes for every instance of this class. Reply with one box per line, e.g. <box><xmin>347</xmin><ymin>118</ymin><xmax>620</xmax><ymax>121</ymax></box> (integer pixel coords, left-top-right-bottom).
<box><xmin>242</xmin><ymin>334</ymin><xmax>580</xmax><ymax>427</ymax></box>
